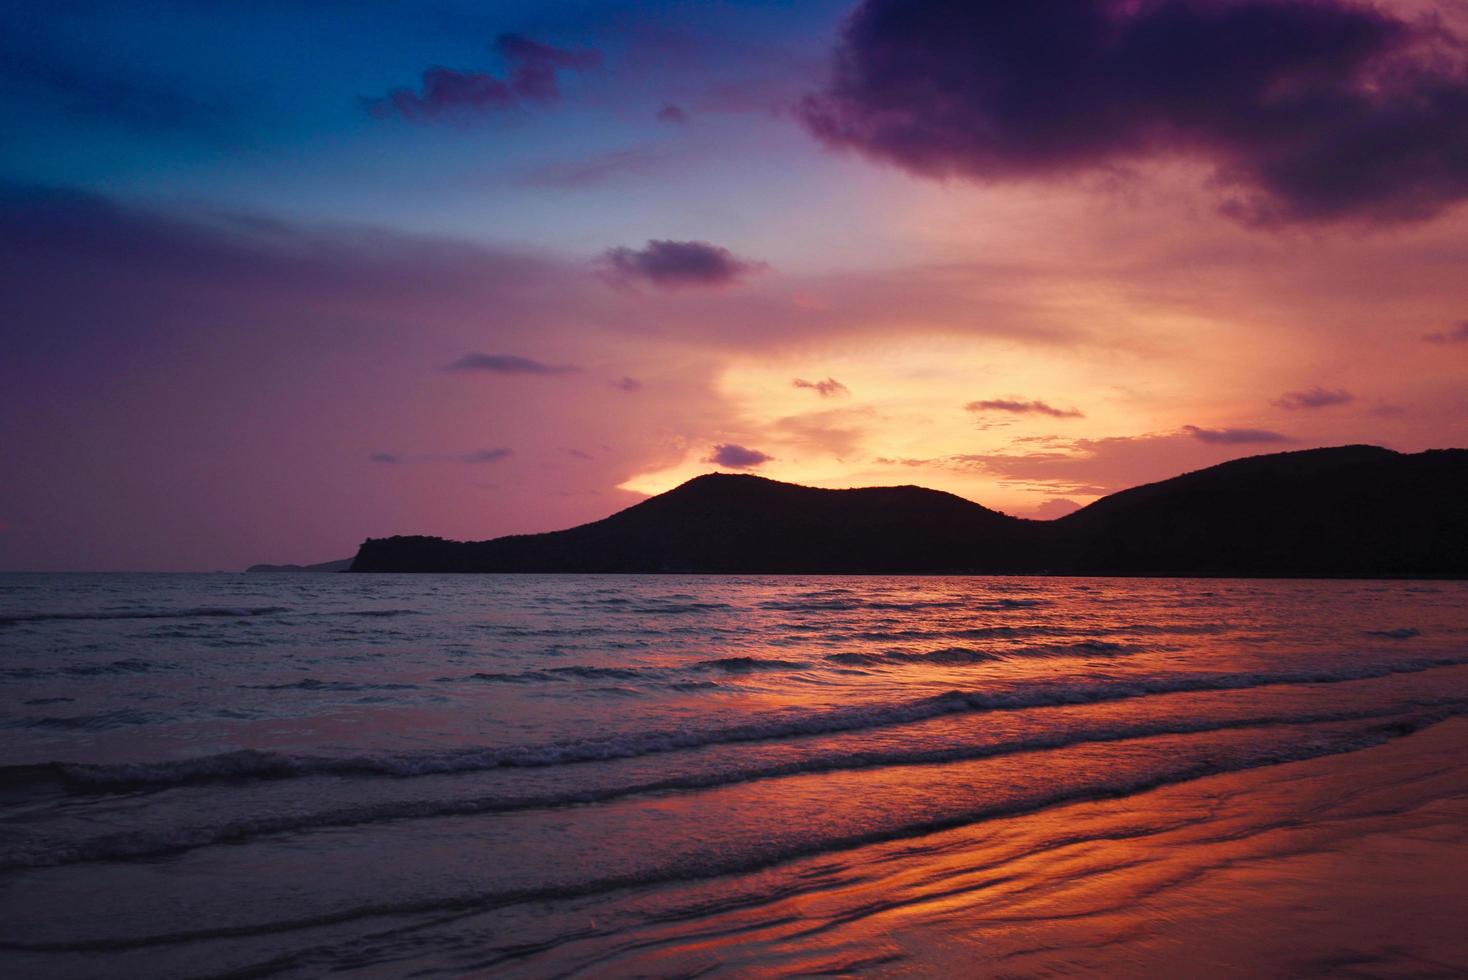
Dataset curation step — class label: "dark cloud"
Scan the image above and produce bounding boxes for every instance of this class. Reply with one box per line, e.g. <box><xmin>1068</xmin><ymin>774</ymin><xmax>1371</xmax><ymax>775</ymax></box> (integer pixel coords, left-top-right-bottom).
<box><xmin>371</xmin><ymin>449</ymin><xmax>511</xmax><ymax>465</ymax></box>
<box><xmin>367</xmin><ymin>33</ymin><xmax>599</xmax><ymax>120</ymax></box>
<box><xmin>803</xmin><ymin>0</ymin><xmax>1468</xmax><ymax>225</ymax></box>
<box><xmin>599</xmin><ymin>239</ymin><xmax>765</xmax><ymax>289</ymax></box>
<box><xmin>1272</xmin><ymin>386</ymin><xmax>1354</xmax><ymax>410</ymax></box>
<box><xmin>1183</xmin><ymin>425</ymin><xmax>1291</xmax><ymax>444</ymax></box>
<box><xmin>1424</xmin><ymin>320</ymin><xmax>1468</xmax><ymax>344</ymax></box>
<box><xmin>463</xmin><ymin>448</ymin><xmax>513</xmax><ymax>464</ymax></box>
<box><xmin>965</xmin><ymin>398</ymin><xmax>1083</xmax><ymax>418</ymax></box>
<box><xmin>793</xmin><ymin>377</ymin><xmax>849</xmax><ymax>398</ymax></box>
<box><xmin>611</xmin><ymin>376</ymin><xmax>643</xmax><ymax>392</ymax></box>
<box><xmin>657</xmin><ymin>103</ymin><xmax>689</xmax><ymax>124</ymax></box>
<box><xmin>445</xmin><ymin>353</ymin><xmax>579</xmax><ymax>375</ymax></box>
<box><xmin>704</xmin><ymin>443</ymin><xmax>774</xmax><ymax>468</ymax></box>
<box><xmin>561</xmin><ymin>447</ymin><xmax>593</xmax><ymax>460</ymax></box>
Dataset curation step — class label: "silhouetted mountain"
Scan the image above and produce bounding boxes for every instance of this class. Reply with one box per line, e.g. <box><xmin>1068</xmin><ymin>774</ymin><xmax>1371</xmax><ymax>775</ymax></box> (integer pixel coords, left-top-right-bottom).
<box><xmin>349</xmin><ymin>446</ymin><xmax>1468</xmax><ymax>577</ymax></box>
<box><xmin>1051</xmin><ymin>445</ymin><xmax>1468</xmax><ymax>576</ymax></box>
<box><xmin>245</xmin><ymin>558</ymin><xmax>352</xmax><ymax>573</ymax></box>
<box><xmin>353</xmin><ymin>477</ymin><xmax>1034</xmax><ymax>574</ymax></box>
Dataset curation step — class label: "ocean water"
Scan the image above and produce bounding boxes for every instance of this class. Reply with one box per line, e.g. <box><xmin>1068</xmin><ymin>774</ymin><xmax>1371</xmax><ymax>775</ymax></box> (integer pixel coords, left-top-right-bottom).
<box><xmin>2</xmin><ymin>573</ymin><xmax>1468</xmax><ymax>977</ymax></box>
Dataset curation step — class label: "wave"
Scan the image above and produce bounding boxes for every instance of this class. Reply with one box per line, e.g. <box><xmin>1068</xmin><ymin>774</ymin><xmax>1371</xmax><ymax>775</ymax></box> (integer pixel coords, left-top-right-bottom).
<box><xmin>694</xmin><ymin>657</ymin><xmax>813</xmax><ymax>673</ymax></box>
<box><xmin>827</xmin><ymin>639</ymin><xmax>1135</xmax><ymax>668</ymax></box>
<box><xmin>1365</xmin><ymin>628</ymin><xmax>1420</xmax><ymax>640</ymax></box>
<box><xmin>5</xmin><ymin>703</ymin><xmax>1454</xmax><ymax>873</ymax></box>
<box><xmin>629</xmin><ymin>602</ymin><xmax>732</xmax><ymax>615</ymax></box>
<box><xmin>320</xmin><ymin>609</ymin><xmax>421</xmax><ymax>619</ymax></box>
<box><xmin>238</xmin><ymin>679</ymin><xmax>420</xmax><ymax>692</ymax></box>
<box><xmin>3</xmin><ymin>658</ymin><xmax>177</xmax><ymax>679</ymax></box>
<box><xmin>456</xmin><ymin>665</ymin><xmax>644</xmax><ymax>684</ymax></box>
<box><xmin>847</xmin><ymin>622</ymin><xmax>1223</xmax><ymax>644</ymax></box>
<box><xmin>759</xmin><ymin>598</ymin><xmax>868</xmax><ymax>612</ymax></box>
<box><xmin>8</xmin><ymin>709</ymin><xmax>172</xmax><ymax>732</ymax></box>
<box><xmin>13</xmin><ymin>655</ymin><xmax>1468</xmax><ymax>793</ymax></box>
<box><xmin>757</xmin><ymin>596</ymin><xmax>1045</xmax><ymax>613</ymax></box>
<box><xmin>0</xmin><ymin>606</ymin><xmax>288</xmax><ymax>627</ymax></box>
<box><xmin>0</xmin><ymin>711</ymin><xmax>1448</xmax><ymax>951</ymax></box>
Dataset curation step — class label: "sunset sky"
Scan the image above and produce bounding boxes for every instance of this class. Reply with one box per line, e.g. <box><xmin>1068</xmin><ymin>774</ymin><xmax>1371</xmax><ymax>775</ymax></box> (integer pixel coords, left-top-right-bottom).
<box><xmin>3</xmin><ymin>0</ymin><xmax>1468</xmax><ymax>570</ymax></box>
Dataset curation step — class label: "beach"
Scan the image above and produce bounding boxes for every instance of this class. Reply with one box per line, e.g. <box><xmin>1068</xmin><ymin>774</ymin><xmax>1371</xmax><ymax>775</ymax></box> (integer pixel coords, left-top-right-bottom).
<box><xmin>2</xmin><ymin>573</ymin><xmax>1466</xmax><ymax>977</ymax></box>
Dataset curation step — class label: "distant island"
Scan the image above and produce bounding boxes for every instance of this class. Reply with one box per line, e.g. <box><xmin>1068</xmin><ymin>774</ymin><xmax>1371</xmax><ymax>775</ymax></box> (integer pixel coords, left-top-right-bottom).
<box><xmin>245</xmin><ymin>558</ymin><xmax>353</xmax><ymax>574</ymax></box>
<box><xmin>346</xmin><ymin>446</ymin><xmax>1468</xmax><ymax>577</ymax></box>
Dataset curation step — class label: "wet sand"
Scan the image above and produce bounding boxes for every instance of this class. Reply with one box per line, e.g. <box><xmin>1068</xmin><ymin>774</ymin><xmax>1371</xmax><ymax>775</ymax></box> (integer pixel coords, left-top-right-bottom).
<box><xmin>503</xmin><ymin>716</ymin><xmax>1468</xmax><ymax>977</ymax></box>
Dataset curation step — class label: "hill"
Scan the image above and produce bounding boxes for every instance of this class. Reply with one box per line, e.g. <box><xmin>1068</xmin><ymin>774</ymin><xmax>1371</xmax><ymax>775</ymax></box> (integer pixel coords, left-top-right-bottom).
<box><xmin>348</xmin><ymin>446</ymin><xmax>1468</xmax><ymax>577</ymax></box>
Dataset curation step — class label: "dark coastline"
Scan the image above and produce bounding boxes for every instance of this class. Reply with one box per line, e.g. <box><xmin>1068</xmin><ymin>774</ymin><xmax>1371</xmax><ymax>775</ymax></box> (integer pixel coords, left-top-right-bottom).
<box><xmin>348</xmin><ymin>445</ymin><xmax>1468</xmax><ymax>578</ymax></box>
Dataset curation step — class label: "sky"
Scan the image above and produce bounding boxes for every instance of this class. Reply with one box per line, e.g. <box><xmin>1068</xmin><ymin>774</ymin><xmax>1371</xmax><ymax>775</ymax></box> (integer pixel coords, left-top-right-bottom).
<box><xmin>2</xmin><ymin>0</ymin><xmax>1467</xmax><ymax>571</ymax></box>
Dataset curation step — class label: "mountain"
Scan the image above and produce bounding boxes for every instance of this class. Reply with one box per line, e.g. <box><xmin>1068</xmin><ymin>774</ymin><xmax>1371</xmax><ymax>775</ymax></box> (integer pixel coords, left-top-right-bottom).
<box><xmin>1051</xmin><ymin>445</ymin><xmax>1468</xmax><ymax>576</ymax></box>
<box><xmin>348</xmin><ymin>446</ymin><xmax>1468</xmax><ymax>577</ymax></box>
<box><xmin>352</xmin><ymin>476</ymin><xmax>1035</xmax><ymax>574</ymax></box>
<box><xmin>245</xmin><ymin>558</ymin><xmax>353</xmax><ymax>573</ymax></box>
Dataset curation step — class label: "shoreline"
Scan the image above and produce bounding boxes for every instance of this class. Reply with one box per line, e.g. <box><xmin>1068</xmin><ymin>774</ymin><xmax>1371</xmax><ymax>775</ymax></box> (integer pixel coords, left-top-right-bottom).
<box><xmin>498</xmin><ymin>715</ymin><xmax>1468</xmax><ymax>977</ymax></box>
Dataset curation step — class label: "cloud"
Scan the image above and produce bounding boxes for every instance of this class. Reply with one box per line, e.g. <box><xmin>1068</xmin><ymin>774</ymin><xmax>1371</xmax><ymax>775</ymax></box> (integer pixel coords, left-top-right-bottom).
<box><xmin>519</xmin><ymin>146</ymin><xmax>677</xmax><ymax>188</ymax></box>
<box><xmin>371</xmin><ymin>449</ymin><xmax>512</xmax><ymax>465</ymax></box>
<box><xmin>1183</xmin><ymin>425</ymin><xmax>1291</xmax><ymax>444</ymax></box>
<box><xmin>1272</xmin><ymin>387</ymin><xmax>1354</xmax><ymax>410</ymax></box>
<box><xmin>599</xmin><ymin>239</ymin><xmax>766</xmax><ymax>289</ymax></box>
<box><xmin>793</xmin><ymin>377</ymin><xmax>849</xmax><ymax>397</ymax></box>
<box><xmin>611</xmin><ymin>376</ymin><xmax>643</xmax><ymax>392</ymax></box>
<box><xmin>774</xmin><ymin>407</ymin><xmax>872</xmax><ymax>458</ymax></box>
<box><xmin>802</xmin><ymin>0</ymin><xmax>1468</xmax><ymax>225</ymax></box>
<box><xmin>445</xmin><ymin>353</ymin><xmax>579</xmax><ymax>374</ymax></box>
<box><xmin>965</xmin><ymin>398</ymin><xmax>1083</xmax><ymax>418</ymax></box>
<box><xmin>1424</xmin><ymin>320</ymin><xmax>1468</xmax><ymax>344</ymax></box>
<box><xmin>704</xmin><ymin>443</ymin><xmax>773</xmax><ymax>468</ymax></box>
<box><xmin>1031</xmin><ymin>498</ymin><xmax>1083</xmax><ymax>520</ymax></box>
<box><xmin>462</xmin><ymin>448</ymin><xmax>513</xmax><ymax>464</ymax></box>
<box><xmin>367</xmin><ymin>33</ymin><xmax>599</xmax><ymax>120</ymax></box>
<box><xmin>657</xmin><ymin>103</ymin><xmax>689</xmax><ymax>124</ymax></box>
<box><xmin>922</xmin><ymin>429</ymin><xmax>1311</xmax><ymax>496</ymax></box>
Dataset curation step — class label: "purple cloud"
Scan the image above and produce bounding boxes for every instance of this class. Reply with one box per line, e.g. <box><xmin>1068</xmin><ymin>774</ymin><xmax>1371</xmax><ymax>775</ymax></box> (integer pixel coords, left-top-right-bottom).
<box><xmin>657</xmin><ymin>103</ymin><xmax>689</xmax><ymax>124</ymax></box>
<box><xmin>803</xmin><ymin>0</ymin><xmax>1468</xmax><ymax>225</ymax></box>
<box><xmin>1424</xmin><ymin>321</ymin><xmax>1468</xmax><ymax>344</ymax></box>
<box><xmin>704</xmin><ymin>443</ymin><xmax>774</xmax><ymax>469</ymax></box>
<box><xmin>367</xmin><ymin>33</ymin><xmax>599</xmax><ymax>120</ymax></box>
<box><xmin>1272</xmin><ymin>387</ymin><xmax>1355</xmax><ymax>410</ymax></box>
<box><xmin>599</xmin><ymin>239</ymin><xmax>765</xmax><ymax>289</ymax></box>
<box><xmin>521</xmin><ymin>146</ymin><xmax>674</xmax><ymax>188</ymax></box>
<box><xmin>369</xmin><ymin>452</ymin><xmax>400</xmax><ymax>464</ymax></box>
<box><xmin>1183</xmin><ymin>425</ymin><xmax>1291</xmax><ymax>445</ymax></box>
<box><xmin>446</xmin><ymin>353</ymin><xmax>578</xmax><ymax>375</ymax></box>
<box><xmin>965</xmin><ymin>399</ymin><xmax>1083</xmax><ymax>419</ymax></box>
<box><xmin>462</xmin><ymin>448</ymin><xmax>513</xmax><ymax>464</ymax></box>
<box><xmin>793</xmin><ymin>377</ymin><xmax>849</xmax><ymax>398</ymax></box>
<box><xmin>611</xmin><ymin>376</ymin><xmax>643</xmax><ymax>392</ymax></box>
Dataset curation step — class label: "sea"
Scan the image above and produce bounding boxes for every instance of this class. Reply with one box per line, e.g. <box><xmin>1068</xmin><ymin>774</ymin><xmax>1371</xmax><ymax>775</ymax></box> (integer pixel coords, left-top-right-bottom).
<box><xmin>2</xmin><ymin>573</ymin><xmax>1468</xmax><ymax>978</ymax></box>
